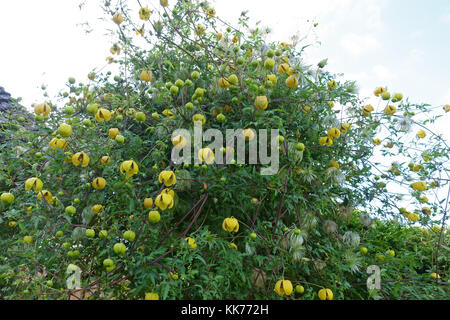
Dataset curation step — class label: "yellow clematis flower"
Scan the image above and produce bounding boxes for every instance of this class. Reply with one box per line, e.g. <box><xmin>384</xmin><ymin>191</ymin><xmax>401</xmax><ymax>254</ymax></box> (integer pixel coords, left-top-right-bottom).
<box><xmin>319</xmin><ymin>137</ymin><xmax>333</xmax><ymax>147</ymax></box>
<box><xmin>34</xmin><ymin>102</ymin><xmax>51</xmax><ymax>116</ymax></box>
<box><xmin>362</xmin><ymin>105</ymin><xmax>374</xmax><ymax>116</ymax></box>
<box><xmin>112</xmin><ymin>13</ymin><xmax>124</xmax><ymax>25</ymax></box>
<box><xmin>95</xmin><ymin>108</ymin><xmax>111</xmax><ymax>123</ymax></box>
<box><xmin>384</xmin><ymin>105</ymin><xmax>397</xmax><ymax>115</ymax></box>
<box><xmin>278</xmin><ymin>63</ymin><xmax>290</xmax><ymax>74</ymax></box>
<box><xmin>285</xmin><ymin>75</ymin><xmax>298</xmax><ymax>88</ymax></box>
<box><xmin>72</xmin><ymin>152</ymin><xmax>90</xmax><ymax>168</ymax></box>
<box><xmin>184</xmin><ymin>237</ymin><xmax>197</xmax><ymax>250</ymax></box>
<box><xmin>139</xmin><ymin>7</ymin><xmax>150</xmax><ymax>20</ymax></box>
<box><xmin>155</xmin><ymin>189</ymin><xmax>175</xmax><ymax>211</ymax></box>
<box><xmin>144</xmin><ymin>198</ymin><xmax>153</xmax><ymax>209</ymax></box>
<box><xmin>158</xmin><ymin>170</ymin><xmax>177</xmax><ymax>186</ymax></box>
<box><xmin>25</xmin><ymin>177</ymin><xmax>43</xmax><ymax>192</ymax></box>
<box><xmin>120</xmin><ymin>160</ymin><xmax>139</xmax><ymax>177</ymax></box>
<box><xmin>416</xmin><ymin>130</ymin><xmax>426</xmax><ymax>139</ymax></box>
<box><xmin>145</xmin><ymin>292</ymin><xmax>159</xmax><ymax>300</ymax></box>
<box><xmin>49</xmin><ymin>138</ymin><xmax>67</xmax><ymax>150</ymax></box>
<box><xmin>318</xmin><ymin>288</ymin><xmax>334</xmax><ymax>300</ymax></box>
<box><xmin>274</xmin><ymin>280</ymin><xmax>293</xmax><ymax>296</ymax></box>
<box><xmin>195</xmin><ymin>25</ymin><xmax>205</xmax><ymax>36</ymax></box>
<box><xmin>92</xmin><ymin>177</ymin><xmax>106</xmax><ymax>190</ymax></box>
<box><xmin>222</xmin><ymin>217</ymin><xmax>239</xmax><ymax>232</ymax></box>
<box><xmin>243</xmin><ymin>129</ymin><xmax>255</xmax><ymax>142</ymax></box>
<box><xmin>192</xmin><ymin>114</ymin><xmax>206</xmax><ymax>125</ymax></box>
<box><xmin>101</xmin><ymin>156</ymin><xmax>111</xmax><ymax>165</ymax></box>
<box><xmin>198</xmin><ymin>148</ymin><xmax>215</xmax><ymax>164</ymax></box>
<box><xmin>327</xmin><ymin>80</ymin><xmax>338</xmax><ymax>90</ymax></box>
<box><xmin>374</xmin><ymin>86</ymin><xmax>386</xmax><ymax>97</ymax></box>
<box><xmin>108</xmin><ymin>128</ymin><xmax>119</xmax><ymax>139</ymax></box>
<box><xmin>254</xmin><ymin>96</ymin><xmax>268</xmax><ymax>110</ymax></box>
<box><xmin>218</xmin><ymin>77</ymin><xmax>230</xmax><ymax>88</ymax></box>
<box><xmin>140</xmin><ymin>70</ymin><xmax>153</xmax><ymax>82</ymax></box>
<box><xmin>162</xmin><ymin>109</ymin><xmax>175</xmax><ymax>118</ymax></box>
<box><xmin>172</xmin><ymin>135</ymin><xmax>187</xmax><ymax>149</ymax></box>
<box><xmin>92</xmin><ymin>204</ymin><xmax>104</xmax><ymax>214</ymax></box>
<box><xmin>411</xmin><ymin>181</ymin><xmax>427</xmax><ymax>192</ymax></box>
<box><xmin>327</xmin><ymin>128</ymin><xmax>341</xmax><ymax>139</ymax></box>
<box><xmin>229</xmin><ymin>242</ymin><xmax>238</xmax><ymax>250</ymax></box>
<box><xmin>37</xmin><ymin>190</ymin><xmax>53</xmax><ymax>204</ymax></box>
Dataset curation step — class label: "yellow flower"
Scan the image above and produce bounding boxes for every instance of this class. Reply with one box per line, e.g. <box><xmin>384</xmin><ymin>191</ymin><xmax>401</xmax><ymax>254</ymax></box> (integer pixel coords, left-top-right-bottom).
<box><xmin>92</xmin><ymin>204</ymin><xmax>104</xmax><ymax>214</ymax></box>
<box><xmin>108</xmin><ymin>128</ymin><xmax>119</xmax><ymax>139</ymax></box>
<box><xmin>328</xmin><ymin>101</ymin><xmax>335</xmax><ymax>108</ymax></box>
<box><xmin>362</xmin><ymin>105</ymin><xmax>374</xmax><ymax>116</ymax></box>
<box><xmin>411</xmin><ymin>181</ymin><xmax>427</xmax><ymax>192</ymax></box>
<box><xmin>145</xmin><ymin>292</ymin><xmax>159</xmax><ymax>300</ymax></box>
<box><xmin>318</xmin><ymin>288</ymin><xmax>334</xmax><ymax>300</ymax></box>
<box><xmin>25</xmin><ymin>177</ymin><xmax>43</xmax><ymax>192</ymax></box>
<box><xmin>340</xmin><ymin>123</ymin><xmax>351</xmax><ymax>134</ymax></box>
<box><xmin>444</xmin><ymin>104</ymin><xmax>450</xmax><ymax>112</ymax></box>
<box><xmin>222</xmin><ymin>217</ymin><xmax>239</xmax><ymax>232</ymax></box>
<box><xmin>384</xmin><ymin>105</ymin><xmax>396</xmax><ymax>115</ymax></box>
<box><xmin>374</xmin><ymin>86</ymin><xmax>386</xmax><ymax>97</ymax></box>
<box><xmin>192</xmin><ymin>114</ymin><xmax>206</xmax><ymax>125</ymax></box>
<box><xmin>285</xmin><ymin>75</ymin><xmax>298</xmax><ymax>88</ymax></box>
<box><xmin>195</xmin><ymin>25</ymin><xmax>205</xmax><ymax>36</ymax></box>
<box><xmin>158</xmin><ymin>170</ymin><xmax>177</xmax><ymax>186</ymax></box>
<box><xmin>155</xmin><ymin>189</ymin><xmax>175</xmax><ymax>211</ymax></box>
<box><xmin>172</xmin><ymin>135</ymin><xmax>187</xmax><ymax>149</ymax></box>
<box><xmin>278</xmin><ymin>63</ymin><xmax>290</xmax><ymax>74</ymax></box>
<box><xmin>198</xmin><ymin>148</ymin><xmax>215</xmax><ymax>164</ymax></box>
<box><xmin>232</xmin><ymin>36</ymin><xmax>239</xmax><ymax>44</ymax></box>
<box><xmin>92</xmin><ymin>177</ymin><xmax>106</xmax><ymax>190</ymax></box>
<box><xmin>266</xmin><ymin>74</ymin><xmax>277</xmax><ymax>84</ymax></box>
<box><xmin>373</xmin><ymin>138</ymin><xmax>382</xmax><ymax>146</ymax></box>
<box><xmin>110</xmin><ymin>44</ymin><xmax>120</xmax><ymax>55</ymax></box>
<box><xmin>327</xmin><ymin>80</ymin><xmax>338</xmax><ymax>90</ymax></box>
<box><xmin>101</xmin><ymin>156</ymin><xmax>111</xmax><ymax>165</ymax></box>
<box><xmin>72</xmin><ymin>152</ymin><xmax>90</xmax><ymax>168</ymax></box>
<box><xmin>327</xmin><ymin>128</ymin><xmax>341</xmax><ymax>139</ymax></box>
<box><xmin>329</xmin><ymin>160</ymin><xmax>339</xmax><ymax>169</ymax></box>
<box><xmin>106</xmin><ymin>56</ymin><xmax>114</xmax><ymax>64</ymax></box>
<box><xmin>274</xmin><ymin>280</ymin><xmax>293</xmax><ymax>296</ymax></box>
<box><xmin>217</xmin><ymin>33</ymin><xmax>223</xmax><ymax>40</ymax></box>
<box><xmin>144</xmin><ymin>198</ymin><xmax>153</xmax><ymax>209</ymax></box>
<box><xmin>37</xmin><ymin>190</ymin><xmax>53</xmax><ymax>204</ymax></box>
<box><xmin>387</xmin><ymin>249</ymin><xmax>395</xmax><ymax>257</ymax></box>
<box><xmin>243</xmin><ymin>129</ymin><xmax>255</xmax><ymax>141</ymax></box>
<box><xmin>319</xmin><ymin>137</ymin><xmax>333</xmax><ymax>147</ymax></box>
<box><xmin>162</xmin><ymin>109</ymin><xmax>175</xmax><ymax>118</ymax></box>
<box><xmin>120</xmin><ymin>160</ymin><xmax>139</xmax><ymax>177</ymax></box>
<box><xmin>139</xmin><ymin>7</ymin><xmax>150</xmax><ymax>20</ymax></box>
<box><xmin>229</xmin><ymin>242</ymin><xmax>238</xmax><ymax>250</ymax></box>
<box><xmin>422</xmin><ymin>207</ymin><xmax>431</xmax><ymax>215</ymax></box>
<box><xmin>95</xmin><ymin>108</ymin><xmax>112</xmax><ymax>123</ymax></box>
<box><xmin>34</xmin><ymin>103</ymin><xmax>51</xmax><ymax>116</ymax></box>
<box><xmin>430</xmin><ymin>273</ymin><xmax>441</xmax><ymax>279</ymax></box>
<box><xmin>58</xmin><ymin>123</ymin><xmax>73</xmax><ymax>137</ymax></box>
<box><xmin>184</xmin><ymin>237</ymin><xmax>197</xmax><ymax>250</ymax></box>
<box><xmin>136</xmin><ymin>27</ymin><xmax>145</xmax><ymax>36</ymax></box>
<box><xmin>254</xmin><ymin>96</ymin><xmax>268</xmax><ymax>110</ymax></box>
<box><xmin>416</xmin><ymin>130</ymin><xmax>426</xmax><ymax>139</ymax></box>
<box><xmin>160</xmin><ymin>0</ymin><xmax>168</xmax><ymax>7</ymax></box>
<box><xmin>49</xmin><ymin>138</ymin><xmax>67</xmax><ymax>150</ymax></box>
<box><xmin>140</xmin><ymin>70</ymin><xmax>153</xmax><ymax>82</ymax></box>
<box><xmin>218</xmin><ymin>77</ymin><xmax>230</xmax><ymax>88</ymax></box>
<box><xmin>407</xmin><ymin>213</ymin><xmax>420</xmax><ymax>222</ymax></box>
<box><xmin>112</xmin><ymin>13</ymin><xmax>124</xmax><ymax>25</ymax></box>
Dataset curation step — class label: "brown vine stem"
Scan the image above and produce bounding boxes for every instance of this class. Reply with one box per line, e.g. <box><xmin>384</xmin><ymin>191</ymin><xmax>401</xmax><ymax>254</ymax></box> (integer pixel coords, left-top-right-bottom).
<box><xmin>272</xmin><ymin>167</ymin><xmax>291</xmax><ymax>240</ymax></box>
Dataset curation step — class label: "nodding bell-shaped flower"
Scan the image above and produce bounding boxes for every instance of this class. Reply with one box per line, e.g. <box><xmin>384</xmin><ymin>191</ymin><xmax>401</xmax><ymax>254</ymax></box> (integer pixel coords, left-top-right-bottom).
<box><xmin>101</xmin><ymin>156</ymin><xmax>111</xmax><ymax>165</ymax></box>
<box><xmin>72</xmin><ymin>152</ymin><xmax>90</xmax><ymax>168</ymax></box>
<box><xmin>222</xmin><ymin>217</ymin><xmax>239</xmax><ymax>233</ymax></box>
<box><xmin>37</xmin><ymin>190</ymin><xmax>53</xmax><ymax>204</ymax></box>
<box><xmin>158</xmin><ymin>170</ymin><xmax>176</xmax><ymax>187</ymax></box>
<box><xmin>155</xmin><ymin>189</ymin><xmax>174</xmax><ymax>211</ymax></box>
<box><xmin>25</xmin><ymin>177</ymin><xmax>43</xmax><ymax>192</ymax></box>
<box><xmin>120</xmin><ymin>160</ymin><xmax>139</xmax><ymax>177</ymax></box>
<box><xmin>34</xmin><ymin>103</ymin><xmax>51</xmax><ymax>116</ymax></box>
<box><xmin>49</xmin><ymin>138</ymin><xmax>67</xmax><ymax>150</ymax></box>
<box><xmin>184</xmin><ymin>237</ymin><xmax>197</xmax><ymax>250</ymax></box>
<box><xmin>274</xmin><ymin>280</ymin><xmax>293</xmax><ymax>296</ymax></box>
<box><xmin>92</xmin><ymin>177</ymin><xmax>106</xmax><ymax>190</ymax></box>
<box><xmin>95</xmin><ymin>108</ymin><xmax>111</xmax><ymax>123</ymax></box>
<box><xmin>198</xmin><ymin>148</ymin><xmax>215</xmax><ymax>164</ymax></box>
<box><xmin>411</xmin><ymin>181</ymin><xmax>427</xmax><ymax>192</ymax></box>
<box><xmin>92</xmin><ymin>204</ymin><xmax>104</xmax><ymax>214</ymax></box>
<box><xmin>318</xmin><ymin>288</ymin><xmax>334</xmax><ymax>300</ymax></box>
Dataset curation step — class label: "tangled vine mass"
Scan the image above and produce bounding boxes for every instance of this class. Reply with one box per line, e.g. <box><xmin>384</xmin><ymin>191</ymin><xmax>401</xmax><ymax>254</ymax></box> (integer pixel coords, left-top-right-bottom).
<box><xmin>0</xmin><ymin>0</ymin><xmax>449</xmax><ymax>300</ymax></box>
